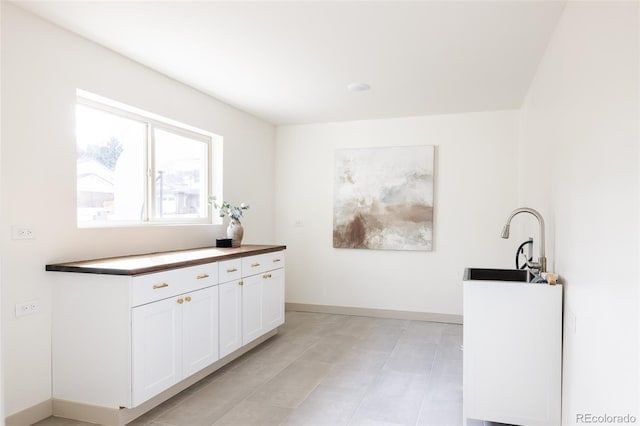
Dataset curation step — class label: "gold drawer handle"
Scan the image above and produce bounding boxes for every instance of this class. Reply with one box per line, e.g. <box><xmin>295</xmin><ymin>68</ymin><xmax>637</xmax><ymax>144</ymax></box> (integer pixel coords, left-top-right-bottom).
<box><xmin>177</xmin><ymin>298</ymin><xmax>184</xmax><ymax>304</ymax></box>
<box><xmin>263</xmin><ymin>273</ymin><xmax>272</xmax><ymax>279</ymax></box>
<box><xmin>238</xmin><ymin>281</ymin><xmax>244</xmax><ymax>286</ymax></box>
<box><xmin>185</xmin><ymin>296</ymin><xmax>192</xmax><ymax>302</ymax></box>
<box><xmin>152</xmin><ymin>283</ymin><xmax>169</xmax><ymax>289</ymax></box>
<box><xmin>251</xmin><ymin>263</ymin><xmax>260</xmax><ymax>268</ymax></box>
<box><xmin>196</xmin><ymin>274</ymin><xmax>209</xmax><ymax>280</ymax></box>
<box><xmin>226</xmin><ymin>268</ymin><xmax>238</xmax><ymax>273</ymax></box>
<box><xmin>273</xmin><ymin>259</ymin><xmax>281</xmax><ymax>263</ymax></box>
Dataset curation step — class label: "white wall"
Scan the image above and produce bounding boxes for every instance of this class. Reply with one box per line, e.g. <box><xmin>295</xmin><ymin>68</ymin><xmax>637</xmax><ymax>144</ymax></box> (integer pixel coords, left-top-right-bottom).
<box><xmin>518</xmin><ymin>2</ymin><xmax>639</xmax><ymax>423</ymax></box>
<box><xmin>275</xmin><ymin>111</ymin><xmax>519</xmax><ymax>317</ymax></box>
<box><xmin>0</xmin><ymin>3</ymin><xmax>276</xmax><ymax>417</ymax></box>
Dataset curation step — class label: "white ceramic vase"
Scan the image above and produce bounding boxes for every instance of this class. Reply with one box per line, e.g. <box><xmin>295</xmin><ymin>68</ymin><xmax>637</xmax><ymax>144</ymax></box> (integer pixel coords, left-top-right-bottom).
<box><xmin>227</xmin><ymin>219</ymin><xmax>244</xmax><ymax>247</ymax></box>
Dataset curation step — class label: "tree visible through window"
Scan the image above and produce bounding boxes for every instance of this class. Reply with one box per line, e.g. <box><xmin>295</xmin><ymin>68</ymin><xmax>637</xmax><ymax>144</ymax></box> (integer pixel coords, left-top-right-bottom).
<box><xmin>76</xmin><ymin>95</ymin><xmax>214</xmax><ymax>227</ymax></box>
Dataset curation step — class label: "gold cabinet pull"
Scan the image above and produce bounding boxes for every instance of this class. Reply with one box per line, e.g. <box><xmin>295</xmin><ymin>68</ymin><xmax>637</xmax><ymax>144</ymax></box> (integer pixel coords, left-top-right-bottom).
<box><xmin>238</xmin><ymin>281</ymin><xmax>244</xmax><ymax>286</ymax></box>
<box><xmin>273</xmin><ymin>258</ymin><xmax>281</xmax><ymax>263</ymax></box>
<box><xmin>185</xmin><ymin>296</ymin><xmax>192</xmax><ymax>302</ymax></box>
<box><xmin>263</xmin><ymin>273</ymin><xmax>272</xmax><ymax>279</ymax></box>
<box><xmin>177</xmin><ymin>298</ymin><xmax>184</xmax><ymax>304</ymax></box>
<box><xmin>196</xmin><ymin>274</ymin><xmax>210</xmax><ymax>280</ymax></box>
<box><xmin>152</xmin><ymin>283</ymin><xmax>169</xmax><ymax>289</ymax></box>
<box><xmin>251</xmin><ymin>263</ymin><xmax>260</xmax><ymax>268</ymax></box>
<box><xmin>226</xmin><ymin>268</ymin><xmax>238</xmax><ymax>273</ymax></box>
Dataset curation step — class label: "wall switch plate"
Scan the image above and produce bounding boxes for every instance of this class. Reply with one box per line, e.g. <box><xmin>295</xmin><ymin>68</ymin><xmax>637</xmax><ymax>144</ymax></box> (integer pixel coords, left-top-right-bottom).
<box><xmin>11</xmin><ymin>225</ymin><xmax>35</xmax><ymax>240</ymax></box>
<box><xmin>15</xmin><ymin>300</ymin><xmax>40</xmax><ymax>317</ymax></box>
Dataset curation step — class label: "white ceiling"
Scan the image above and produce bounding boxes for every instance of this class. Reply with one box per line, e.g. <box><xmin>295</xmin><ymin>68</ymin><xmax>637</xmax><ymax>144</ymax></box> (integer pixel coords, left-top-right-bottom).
<box><xmin>16</xmin><ymin>1</ymin><xmax>566</xmax><ymax>125</ymax></box>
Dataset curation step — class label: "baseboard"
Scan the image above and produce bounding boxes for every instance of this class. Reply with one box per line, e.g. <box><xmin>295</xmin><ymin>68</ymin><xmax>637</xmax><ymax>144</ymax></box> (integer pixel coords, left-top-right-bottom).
<box><xmin>285</xmin><ymin>302</ymin><xmax>463</xmax><ymax>324</ymax></box>
<box><xmin>47</xmin><ymin>329</ymin><xmax>278</xmax><ymax>426</ymax></box>
<box><xmin>5</xmin><ymin>399</ymin><xmax>52</xmax><ymax>426</ymax></box>
<box><xmin>53</xmin><ymin>399</ymin><xmax>120</xmax><ymax>426</ymax></box>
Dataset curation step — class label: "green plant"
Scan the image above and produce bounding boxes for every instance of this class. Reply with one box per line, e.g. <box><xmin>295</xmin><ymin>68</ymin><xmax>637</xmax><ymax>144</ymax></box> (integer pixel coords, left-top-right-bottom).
<box><xmin>209</xmin><ymin>196</ymin><xmax>249</xmax><ymax>221</ymax></box>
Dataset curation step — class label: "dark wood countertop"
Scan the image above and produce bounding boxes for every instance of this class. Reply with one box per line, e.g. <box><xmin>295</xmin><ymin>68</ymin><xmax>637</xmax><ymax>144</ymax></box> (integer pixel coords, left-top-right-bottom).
<box><xmin>45</xmin><ymin>244</ymin><xmax>286</xmax><ymax>276</ymax></box>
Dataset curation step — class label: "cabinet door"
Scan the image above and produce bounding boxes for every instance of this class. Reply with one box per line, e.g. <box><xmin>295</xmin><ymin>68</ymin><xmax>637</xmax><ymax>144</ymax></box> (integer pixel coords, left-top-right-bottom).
<box><xmin>262</xmin><ymin>268</ymin><xmax>284</xmax><ymax>333</ymax></box>
<box><xmin>242</xmin><ymin>274</ymin><xmax>264</xmax><ymax>344</ymax></box>
<box><xmin>132</xmin><ymin>296</ymin><xmax>182</xmax><ymax>407</ymax></box>
<box><xmin>463</xmin><ymin>281</ymin><xmax>562</xmax><ymax>426</ymax></box>
<box><xmin>182</xmin><ymin>286</ymin><xmax>219</xmax><ymax>377</ymax></box>
<box><xmin>219</xmin><ymin>280</ymin><xmax>243</xmax><ymax>358</ymax></box>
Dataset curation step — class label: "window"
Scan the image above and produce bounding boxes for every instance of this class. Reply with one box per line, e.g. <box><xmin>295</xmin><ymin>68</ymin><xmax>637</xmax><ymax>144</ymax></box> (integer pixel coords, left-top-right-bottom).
<box><xmin>76</xmin><ymin>91</ymin><xmax>219</xmax><ymax>227</ymax></box>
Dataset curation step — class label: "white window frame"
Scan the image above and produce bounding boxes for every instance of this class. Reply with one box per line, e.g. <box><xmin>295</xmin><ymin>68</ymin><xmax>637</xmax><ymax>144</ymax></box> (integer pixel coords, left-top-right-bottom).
<box><xmin>76</xmin><ymin>90</ymin><xmax>221</xmax><ymax>228</ymax></box>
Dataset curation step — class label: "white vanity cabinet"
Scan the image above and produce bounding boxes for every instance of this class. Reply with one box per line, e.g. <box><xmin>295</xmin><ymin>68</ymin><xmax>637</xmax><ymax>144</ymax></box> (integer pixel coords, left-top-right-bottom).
<box><xmin>47</xmin><ymin>245</ymin><xmax>285</xmax><ymax>425</ymax></box>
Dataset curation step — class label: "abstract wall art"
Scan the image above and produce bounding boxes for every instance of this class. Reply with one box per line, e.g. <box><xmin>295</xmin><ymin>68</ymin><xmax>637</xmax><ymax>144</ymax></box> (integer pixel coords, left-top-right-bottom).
<box><xmin>333</xmin><ymin>145</ymin><xmax>434</xmax><ymax>251</ymax></box>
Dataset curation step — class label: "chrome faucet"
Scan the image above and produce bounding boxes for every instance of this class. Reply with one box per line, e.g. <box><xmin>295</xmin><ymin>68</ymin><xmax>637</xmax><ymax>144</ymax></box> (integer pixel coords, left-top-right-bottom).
<box><xmin>501</xmin><ymin>207</ymin><xmax>547</xmax><ymax>273</ymax></box>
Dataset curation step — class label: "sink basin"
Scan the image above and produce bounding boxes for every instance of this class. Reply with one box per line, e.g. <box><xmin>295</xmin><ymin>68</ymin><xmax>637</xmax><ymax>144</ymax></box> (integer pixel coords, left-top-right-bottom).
<box><xmin>463</xmin><ymin>267</ymin><xmax>531</xmax><ymax>282</ymax></box>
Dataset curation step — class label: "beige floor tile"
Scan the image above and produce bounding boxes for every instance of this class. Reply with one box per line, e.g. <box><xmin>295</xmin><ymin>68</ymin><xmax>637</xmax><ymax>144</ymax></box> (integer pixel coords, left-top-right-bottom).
<box><xmin>431</xmin><ymin>356</ymin><xmax>463</xmax><ymax>379</ymax></box>
<box><xmin>318</xmin><ymin>368</ymin><xmax>378</xmax><ymax>397</ymax></box>
<box><xmin>212</xmin><ymin>400</ymin><xmax>292</xmax><ymax>426</ymax></box>
<box><xmin>298</xmin><ymin>334</ymin><xmax>355</xmax><ymax>364</ymax></box>
<box><xmin>424</xmin><ymin>374</ymin><xmax>462</xmax><ymax>401</ymax></box>
<box><xmin>282</xmin><ymin>385</ymin><xmax>362</xmax><ymax>426</ymax></box>
<box><xmin>416</xmin><ymin>400</ymin><xmax>463</xmax><ymax>426</ymax></box>
<box><xmin>332</xmin><ymin>316</ymin><xmax>377</xmax><ymax>339</ymax></box>
<box><xmin>382</xmin><ymin>340</ymin><xmax>437</xmax><ymax>374</ymax></box>
<box><xmin>255</xmin><ymin>333</ymin><xmax>322</xmax><ymax>360</ymax></box>
<box><xmin>352</xmin><ymin>328</ymin><xmax>403</xmax><ymax>354</ymax></box>
<box><xmin>435</xmin><ymin>334</ymin><xmax>464</xmax><ymax>360</ymax></box>
<box><xmin>247</xmin><ymin>360</ymin><xmax>333</xmax><ymax>408</ymax></box>
<box><xmin>153</xmin><ymin>371</ymin><xmax>269</xmax><ymax>425</ymax></box>
<box><xmin>227</xmin><ymin>347</ymin><xmax>295</xmax><ymax>379</ymax></box>
<box><xmin>334</xmin><ymin>348</ymin><xmax>389</xmax><ymax>375</ymax></box>
<box><xmin>351</xmin><ymin>370</ymin><xmax>430</xmax><ymax>425</ymax></box>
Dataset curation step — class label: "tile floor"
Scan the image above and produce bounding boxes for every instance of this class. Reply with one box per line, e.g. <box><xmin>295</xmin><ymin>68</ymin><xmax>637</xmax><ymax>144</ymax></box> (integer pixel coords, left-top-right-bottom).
<box><xmin>35</xmin><ymin>312</ymin><xmax>465</xmax><ymax>426</ymax></box>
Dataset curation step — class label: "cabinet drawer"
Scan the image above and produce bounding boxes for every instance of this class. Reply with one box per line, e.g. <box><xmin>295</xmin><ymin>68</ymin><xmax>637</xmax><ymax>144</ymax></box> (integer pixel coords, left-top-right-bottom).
<box><xmin>132</xmin><ymin>269</ymin><xmax>184</xmax><ymax>307</ymax></box>
<box><xmin>219</xmin><ymin>259</ymin><xmax>242</xmax><ymax>283</ymax></box>
<box><xmin>132</xmin><ymin>263</ymin><xmax>218</xmax><ymax>307</ymax></box>
<box><xmin>267</xmin><ymin>251</ymin><xmax>285</xmax><ymax>270</ymax></box>
<box><xmin>181</xmin><ymin>262</ymin><xmax>218</xmax><ymax>293</ymax></box>
<box><xmin>241</xmin><ymin>251</ymin><xmax>285</xmax><ymax>277</ymax></box>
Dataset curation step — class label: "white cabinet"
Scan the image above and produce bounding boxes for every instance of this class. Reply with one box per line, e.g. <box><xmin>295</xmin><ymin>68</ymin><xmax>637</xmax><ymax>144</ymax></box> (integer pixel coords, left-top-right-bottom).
<box><xmin>48</xmin><ymin>245</ymin><xmax>285</xmax><ymax>423</ymax></box>
<box><xmin>242</xmin><ymin>273</ymin><xmax>265</xmax><ymax>344</ymax></box>
<box><xmin>262</xmin><ymin>268</ymin><xmax>285</xmax><ymax>333</ymax></box>
<box><xmin>218</xmin><ymin>280</ymin><xmax>243</xmax><ymax>358</ymax></box>
<box><xmin>132</xmin><ymin>284</ymin><xmax>219</xmax><ymax>406</ymax></box>
<box><xmin>463</xmin><ymin>280</ymin><xmax>562</xmax><ymax>426</ymax></box>
<box><xmin>219</xmin><ymin>258</ymin><xmax>243</xmax><ymax>358</ymax></box>
<box><xmin>131</xmin><ymin>294</ymin><xmax>182</xmax><ymax>406</ymax></box>
<box><xmin>241</xmin><ymin>252</ymin><xmax>285</xmax><ymax>345</ymax></box>
<box><xmin>182</xmin><ymin>286</ymin><xmax>219</xmax><ymax>377</ymax></box>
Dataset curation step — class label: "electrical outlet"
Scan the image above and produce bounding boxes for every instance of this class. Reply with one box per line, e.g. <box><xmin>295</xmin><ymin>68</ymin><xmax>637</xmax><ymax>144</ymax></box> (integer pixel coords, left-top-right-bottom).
<box><xmin>15</xmin><ymin>300</ymin><xmax>40</xmax><ymax>317</ymax></box>
<box><xmin>11</xmin><ymin>225</ymin><xmax>35</xmax><ymax>240</ymax></box>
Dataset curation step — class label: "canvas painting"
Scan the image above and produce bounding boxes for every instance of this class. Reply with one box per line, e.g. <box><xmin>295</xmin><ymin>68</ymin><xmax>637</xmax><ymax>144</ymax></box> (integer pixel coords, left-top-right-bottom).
<box><xmin>333</xmin><ymin>145</ymin><xmax>434</xmax><ymax>251</ymax></box>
